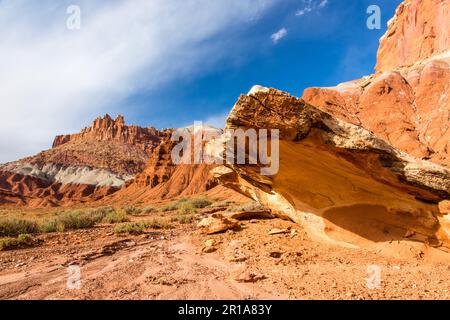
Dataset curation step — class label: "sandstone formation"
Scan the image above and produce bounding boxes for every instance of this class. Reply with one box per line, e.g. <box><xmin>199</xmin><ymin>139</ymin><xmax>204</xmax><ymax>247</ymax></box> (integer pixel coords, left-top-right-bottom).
<box><xmin>303</xmin><ymin>0</ymin><xmax>450</xmax><ymax>167</ymax></box>
<box><xmin>376</xmin><ymin>0</ymin><xmax>450</xmax><ymax>72</ymax></box>
<box><xmin>107</xmin><ymin>127</ymin><xmax>220</xmax><ymax>204</ymax></box>
<box><xmin>52</xmin><ymin>114</ymin><xmax>162</xmax><ymax>158</ymax></box>
<box><xmin>0</xmin><ymin>171</ymin><xmax>118</xmax><ymax>208</ymax></box>
<box><xmin>215</xmin><ymin>87</ymin><xmax>450</xmax><ymax>248</ymax></box>
<box><xmin>0</xmin><ymin>115</ymin><xmax>164</xmax><ymax>207</ymax></box>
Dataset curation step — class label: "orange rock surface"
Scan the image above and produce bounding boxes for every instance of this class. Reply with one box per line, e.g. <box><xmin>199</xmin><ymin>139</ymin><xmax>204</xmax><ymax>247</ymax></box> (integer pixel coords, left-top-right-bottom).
<box><xmin>303</xmin><ymin>0</ymin><xmax>450</xmax><ymax>166</ymax></box>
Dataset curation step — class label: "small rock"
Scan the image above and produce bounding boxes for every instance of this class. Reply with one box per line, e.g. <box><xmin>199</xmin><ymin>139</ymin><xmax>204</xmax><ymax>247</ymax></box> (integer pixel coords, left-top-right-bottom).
<box><xmin>404</xmin><ymin>229</ymin><xmax>415</xmax><ymax>238</ymax></box>
<box><xmin>269</xmin><ymin>251</ymin><xmax>282</xmax><ymax>258</ymax></box>
<box><xmin>198</xmin><ymin>215</ymin><xmax>239</xmax><ymax>235</ymax></box>
<box><xmin>226</xmin><ymin>211</ymin><xmax>273</xmax><ymax>221</ymax></box>
<box><xmin>235</xmin><ymin>271</ymin><xmax>266</xmax><ymax>283</ymax></box>
<box><xmin>15</xmin><ymin>262</ymin><xmax>26</xmax><ymax>268</ymax></box>
<box><xmin>205</xmin><ymin>239</ymin><xmax>216</xmax><ymax>247</ymax></box>
<box><xmin>269</xmin><ymin>228</ymin><xmax>289</xmax><ymax>235</ymax></box>
<box><xmin>202</xmin><ymin>246</ymin><xmax>217</xmax><ymax>253</ymax></box>
<box><xmin>125</xmin><ymin>241</ymin><xmax>137</xmax><ymax>247</ymax></box>
<box><xmin>290</xmin><ymin>229</ymin><xmax>298</xmax><ymax>238</ymax></box>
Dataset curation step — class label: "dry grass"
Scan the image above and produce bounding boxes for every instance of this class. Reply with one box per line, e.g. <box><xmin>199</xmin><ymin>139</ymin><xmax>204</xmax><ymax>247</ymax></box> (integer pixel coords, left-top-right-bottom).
<box><xmin>0</xmin><ymin>218</ymin><xmax>39</xmax><ymax>237</ymax></box>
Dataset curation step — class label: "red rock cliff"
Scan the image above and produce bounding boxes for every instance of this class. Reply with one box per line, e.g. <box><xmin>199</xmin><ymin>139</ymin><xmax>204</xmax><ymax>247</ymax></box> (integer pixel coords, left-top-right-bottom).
<box><xmin>376</xmin><ymin>0</ymin><xmax>450</xmax><ymax>72</ymax></box>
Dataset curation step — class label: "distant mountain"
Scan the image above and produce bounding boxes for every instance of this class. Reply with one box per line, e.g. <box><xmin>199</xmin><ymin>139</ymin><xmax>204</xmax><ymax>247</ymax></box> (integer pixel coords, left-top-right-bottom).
<box><xmin>0</xmin><ymin>114</ymin><xmax>164</xmax><ymax>207</ymax></box>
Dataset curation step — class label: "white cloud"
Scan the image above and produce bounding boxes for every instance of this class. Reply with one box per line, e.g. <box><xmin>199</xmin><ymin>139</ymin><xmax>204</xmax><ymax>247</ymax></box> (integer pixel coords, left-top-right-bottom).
<box><xmin>271</xmin><ymin>28</ymin><xmax>288</xmax><ymax>44</ymax></box>
<box><xmin>318</xmin><ymin>0</ymin><xmax>329</xmax><ymax>8</ymax></box>
<box><xmin>295</xmin><ymin>7</ymin><xmax>313</xmax><ymax>16</ymax></box>
<box><xmin>295</xmin><ymin>0</ymin><xmax>328</xmax><ymax>16</ymax></box>
<box><xmin>0</xmin><ymin>0</ymin><xmax>276</xmax><ymax>163</ymax></box>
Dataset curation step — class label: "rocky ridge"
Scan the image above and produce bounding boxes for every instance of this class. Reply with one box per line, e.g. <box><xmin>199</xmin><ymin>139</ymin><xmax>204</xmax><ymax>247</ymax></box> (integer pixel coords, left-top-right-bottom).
<box><xmin>0</xmin><ymin>115</ymin><xmax>164</xmax><ymax>207</ymax></box>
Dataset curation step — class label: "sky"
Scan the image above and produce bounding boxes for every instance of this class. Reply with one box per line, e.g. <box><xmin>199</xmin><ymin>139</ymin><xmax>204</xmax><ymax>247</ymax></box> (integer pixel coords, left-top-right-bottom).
<box><xmin>0</xmin><ymin>0</ymin><xmax>403</xmax><ymax>163</ymax></box>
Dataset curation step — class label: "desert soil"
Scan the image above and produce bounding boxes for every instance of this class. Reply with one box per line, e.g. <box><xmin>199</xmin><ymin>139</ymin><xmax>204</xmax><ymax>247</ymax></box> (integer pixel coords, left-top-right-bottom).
<box><xmin>0</xmin><ymin>216</ymin><xmax>449</xmax><ymax>300</ymax></box>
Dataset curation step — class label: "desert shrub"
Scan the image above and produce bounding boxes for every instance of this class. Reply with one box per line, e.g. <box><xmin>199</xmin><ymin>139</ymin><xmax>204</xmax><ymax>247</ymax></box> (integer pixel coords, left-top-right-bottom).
<box><xmin>0</xmin><ymin>233</ymin><xmax>33</xmax><ymax>251</ymax></box>
<box><xmin>178</xmin><ymin>202</ymin><xmax>197</xmax><ymax>215</ymax></box>
<box><xmin>39</xmin><ymin>219</ymin><xmax>62</xmax><ymax>233</ymax></box>
<box><xmin>17</xmin><ymin>233</ymin><xmax>32</xmax><ymax>243</ymax></box>
<box><xmin>123</xmin><ymin>206</ymin><xmax>143</xmax><ymax>215</ymax></box>
<box><xmin>174</xmin><ymin>214</ymin><xmax>195</xmax><ymax>224</ymax></box>
<box><xmin>159</xmin><ymin>198</ymin><xmax>200</xmax><ymax>212</ymax></box>
<box><xmin>114</xmin><ymin>219</ymin><xmax>173</xmax><ymax>235</ymax></box>
<box><xmin>142</xmin><ymin>207</ymin><xmax>157</xmax><ymax>214</ymax></box>
<box><xmin>162</xmin><ymin>198</ymin><xmax>211</xmax><ymax>215</ymax></box>
<box><xmin>55</xmin><ymin>210</ymin><xmax>99</xmax><ymax>231</ymax></box>
<box><xmin>189</xmin><ymin>198</ymin><xmax>212</xmax><ymax>209</ymax></box>
<box><xmin>211</xmin><ymin>200</ymin><xmax>235</xmax><ymax>208</ymax></box>
<box><xmin>0</xmin><ymin>218</ymin><xmax>39</xmax><ymax>237</ymax></box>
<box><xmin>102</xmin><ymin>210</ymin><xmax>129</xmax><ymax>224</ymax></box>
<box><xmin>146</xmin><ymin>218</ymin><xmax>172</xmax><ymax>230</ymax></box>
<box><xmin>0</xmin><ymin>238</ymin><xmax>17</xmax><ymax>251</ymax></box>
<box><xmin>90</xmin><ymin>207</ymin><xmax>116</xmax><ymax>220</ymax></box>
<box><xmin>114</xmin><ymin>222</ymin><xmax>147</xmax><ymax>235</ymax></box>
<box><xmin>160</xmin><ymin>203</ymin><xmax>179</xmax><ymax>212</ymax></box>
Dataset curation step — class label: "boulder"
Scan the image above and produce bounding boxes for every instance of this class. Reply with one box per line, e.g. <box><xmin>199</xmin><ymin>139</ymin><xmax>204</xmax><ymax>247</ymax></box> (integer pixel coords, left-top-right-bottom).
<box><xmin>215</xmin><ymin>87</ymin><xmax>450</xmax><ymax>248</ymax></box>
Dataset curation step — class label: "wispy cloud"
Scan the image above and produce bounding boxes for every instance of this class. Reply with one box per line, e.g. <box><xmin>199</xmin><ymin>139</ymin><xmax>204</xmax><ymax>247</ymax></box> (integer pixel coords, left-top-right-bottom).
<box><xmin>0</xmin><ymin>0</ymin><xmax>277</xmax><ymax>163</ymax></box>
<box><xmin>271</xmin><ymin>28</ymin><xmax>288</xmax><ymax>44</ymax></box>
<box><xmin>295</xmin><ymin>0</ymin><xmax>329</xmax><ymax>16</ymax></box>
<box><xmin>318</xmin><ymin>0</ymin><xmax>329</xmax><ymax>8</ymax></box>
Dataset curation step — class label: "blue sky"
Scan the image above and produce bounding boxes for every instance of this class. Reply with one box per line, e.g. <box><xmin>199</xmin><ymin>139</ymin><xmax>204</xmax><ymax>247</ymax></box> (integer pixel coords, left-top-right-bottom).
<box><xmin>124</xmin><ymin>0</ymin><xmax>402</xmax><ymax>129</ymax></box>
<box><xmin>0</xmin><ymin>0</ymin><xmax>402</xmax><ymax>162</ymax></box>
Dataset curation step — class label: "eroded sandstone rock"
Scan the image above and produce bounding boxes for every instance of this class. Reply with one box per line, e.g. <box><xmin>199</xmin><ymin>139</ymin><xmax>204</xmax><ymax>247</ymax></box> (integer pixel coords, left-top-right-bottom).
<box><xmin>303</xmin><ymin>0</ymin><xmax>450</xmax><ymax>167</ymax></box>
<box><xmin>215</xmin><ymin>87</ymin><xmax>450</xmax><ymax>248</ymax></box>
<box><xmin>376</xmin><ymin>0</ymin><xmax>450</xmax><ymax>72</ymax></box>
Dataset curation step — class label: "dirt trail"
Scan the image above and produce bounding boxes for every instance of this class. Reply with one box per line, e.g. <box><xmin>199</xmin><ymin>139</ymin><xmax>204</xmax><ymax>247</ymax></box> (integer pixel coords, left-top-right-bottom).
<box><xmin>0</xmin><ymin>226</ymin><xmax>283</xmax><ymax>300</ymax></box>
<box><xmin>1</xmin><ymin>218</ymin><xmax>450</xmax><ymax>300</ymax></box>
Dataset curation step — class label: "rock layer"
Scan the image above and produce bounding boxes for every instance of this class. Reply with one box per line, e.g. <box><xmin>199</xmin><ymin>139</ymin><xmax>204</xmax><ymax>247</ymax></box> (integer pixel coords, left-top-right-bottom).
<box><xmin>376</xmin><ymin>0</ymin><xmax>450</xmax><ymax>72</ymax></box>
<box><xmin>215</xmin><ymin>87</ymin><xmax>450</xmax><ymax>248</ymax></box>
<box><xmin>0</xmin><ymin>171</ymin><xmax>118</xmax><ymax>208</ymax></box>
<box><xmin>108</xmin><ymin>128</ymin><xmax>219</xmax><ymax>204</ymax></box>
<box><xmin>0</xmin><ymin>115</ymin><xmax>164</xmax><ymax>207</ymax></box>
<box><xmin>303</xmin><ymin>0</ymin><xmax>450</xmax><ymax>167</ymax></box>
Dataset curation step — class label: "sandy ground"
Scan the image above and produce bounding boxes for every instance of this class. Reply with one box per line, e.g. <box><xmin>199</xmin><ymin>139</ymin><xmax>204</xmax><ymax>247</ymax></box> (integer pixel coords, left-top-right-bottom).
<box><xmin>0</xmin><ymin>217</ymin><xmax>449</xmax><ymax>300</ymax></box>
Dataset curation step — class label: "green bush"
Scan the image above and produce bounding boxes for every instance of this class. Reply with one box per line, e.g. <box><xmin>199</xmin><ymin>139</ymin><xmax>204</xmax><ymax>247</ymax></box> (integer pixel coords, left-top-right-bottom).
<box><xmin>0</xmin><ymin>233</ymin><xmax>33</xmax><ymax>251</ymax></box>
<box><xmin>90</xmin><ymin>207</ymin><xmax>116</xmax><ymax>220</ymax></box>
<box><xmin>0</xmin><ymin>218</ymin><xmax>39</xmax><ymax>237</ymax></box>
<box><xmin>0</xmin><ymin>238</ymin><xmax>16</xmax><ymax>251</ymax></box>
<box><xmin>189</xmin><ymin>198</ymin><xmax>212</xmax><ymax>209</ymax></box>
<box><xmin>114</xmin><ymin>222</ymin><xmax>146</xmax><ymax>235</ymax></box>
<box><xmin>17</xmin><ymin>233</ymin><xmax>32</xmax><ymax>243</ymax></box>
<box><xmin>160</xmin><ymin>203</ymin><xmax>179</xmax><ymax>212</ymax></box>
<box><xmin>143</xmin><ymin>207</ymin><xmax>157</xmax><ymax>214</ymax></box>
<box><xmin>178</xmin><ymin>202</ymin><xmax>197</xmax><ymax>215</ymax></box>
<box><xmin>103</xmin><ymin>210</ymin><xmax>129</xmax><ymax>224</ymax></box>
<box><xmin>54</xmin><ymin>211</ymin><xmax>99</xmax><ymax>231</ymax></box>
<box><xmin>175</xmin><ymin>214</ymin><xmax>195</xmax><ymax>224</ymax></box>
<box><xmin>147</xmin><ymin>218</ymin><xmax>172</xmax><ymax>230</ymax></box>
<box><xmin>123</xmin><ymin>206</ymin><xmax>143</xmax><ymax>215</ymax></box>
<box><xmin>39</xmin><ymin>219</ymin><xmax>62</xmax><ymax>233</ymax></box>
